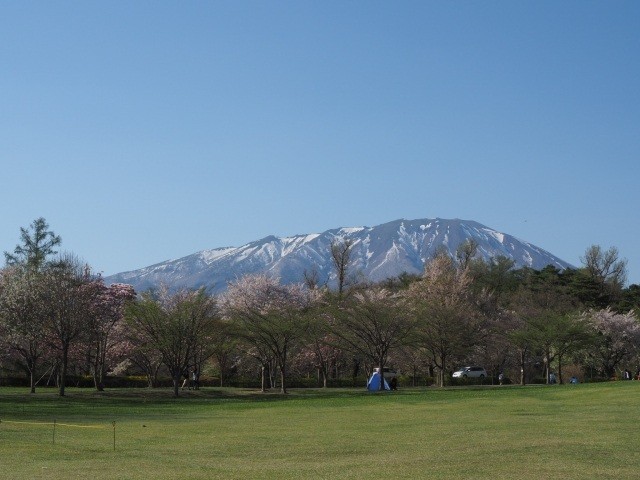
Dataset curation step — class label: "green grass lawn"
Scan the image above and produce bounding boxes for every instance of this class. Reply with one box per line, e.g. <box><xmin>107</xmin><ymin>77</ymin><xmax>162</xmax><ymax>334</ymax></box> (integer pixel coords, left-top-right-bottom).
<box><xmin>0</xmin><ymin>382</ymin><xmax>638</xmax><ymax>479</ymax></box>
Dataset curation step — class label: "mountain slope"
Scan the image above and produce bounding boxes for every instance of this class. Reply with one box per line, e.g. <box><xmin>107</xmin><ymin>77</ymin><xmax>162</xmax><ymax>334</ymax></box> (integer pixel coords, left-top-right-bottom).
<box><xmin>105</xmin><ymin>218</ymin><xmax>572</xmax><ymax>293</ymax></box>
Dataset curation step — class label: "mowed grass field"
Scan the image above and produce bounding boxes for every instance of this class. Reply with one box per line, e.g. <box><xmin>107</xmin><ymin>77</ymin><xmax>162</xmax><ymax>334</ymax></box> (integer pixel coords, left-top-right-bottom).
<box><xmin>0</xmin><ymin>382</ymin><xmax>638</xmax><ymax>479</ymax></box>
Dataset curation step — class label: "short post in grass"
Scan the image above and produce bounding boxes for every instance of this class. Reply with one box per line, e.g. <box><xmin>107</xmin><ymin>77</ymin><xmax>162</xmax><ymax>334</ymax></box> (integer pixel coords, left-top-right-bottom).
<box><xmin>53</xmin><ymin>419</ymin><xmax>56</xmax><ymax>445</ymax></box>
<box><xmin>112</xmin><ymin>421</ymin><xmax>116</xmax><ymax>451</ymax></box>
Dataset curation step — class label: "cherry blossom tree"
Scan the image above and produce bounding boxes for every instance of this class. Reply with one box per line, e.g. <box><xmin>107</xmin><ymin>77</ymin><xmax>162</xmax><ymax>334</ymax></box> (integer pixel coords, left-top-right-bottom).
<box><xmin>84</xmin><ymin>282</ymin><xmax>136</xmax><ymax>390</ymax></box>
<box><xmin>584</xmin><ymin>308</ymin><xmax>640</xmax><ymax>378</ymax></box>
<box><xmin>222</xmin><ymin>275</ymin><xmax>316</xmax><ymax>394</ymax></box>
<box><xmin>125</xmin><ymin>287</ymin><xmax>219</xmax><ymax>397</ymax></box>
<box><xmin>0</xmin><ymin>266</ymin><xmax>53</xmax><ymax>393</ymax></box>
<box><xmin>209</xmin><ymin>320</ymin><xmax>239</xmax><ymax>387</ymax></box>
<box><xmin>125</xmin><ymin>330</ymin><xmax>164</xmax><ymax>388</ymax></box>
<box><xmin>326</xmin><ymin>286</ymin><xmax>415</xmax><ymax>390</ymax></box>
<box><xmin>407</xmin><ymin>253</ymin><xmax>484</xmax><ymax>387</ymax></box>
<box><xmin>40</xmin><ymin>255</ymin><xmax>97</xmax><ymax>396</ymax></box>
<box><xmin>294</xmin><ymin>329</ymin><xmax>347</xmax><ymax>388</ymax></box>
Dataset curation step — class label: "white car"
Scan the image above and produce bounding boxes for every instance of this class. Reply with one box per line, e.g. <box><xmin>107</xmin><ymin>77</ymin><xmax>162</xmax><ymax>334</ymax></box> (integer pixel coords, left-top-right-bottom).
<box><xmin>452</xmin><ymin>366</ymin><xmax>487</xmax><ymax>378</ymax></box>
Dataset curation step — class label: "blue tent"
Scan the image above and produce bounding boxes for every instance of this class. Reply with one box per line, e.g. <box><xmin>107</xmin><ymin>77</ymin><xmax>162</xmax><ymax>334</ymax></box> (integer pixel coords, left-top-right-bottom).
<box><xmin>367</xmin><ymin>372</ymin><xmax>390</xmax><ymax>391</ymax></box>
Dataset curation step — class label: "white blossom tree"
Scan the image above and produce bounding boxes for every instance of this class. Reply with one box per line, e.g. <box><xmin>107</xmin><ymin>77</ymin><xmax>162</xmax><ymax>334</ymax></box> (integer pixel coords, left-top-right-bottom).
<box><xmin>0</xmin><ymin>266</ymin><xmax>52</xmax><ymax>393</ymax></box>
<box><xmin>584</xmin><ymin>308</ymin><xmax>640</xmax><ymax>378</ymax></box>
<box><xmin>407</xmin><ymin>253</ymin><xmax>484</xmax><ymax>387</ymax></box>
<box><xmin>222</xmin><ymin>275</ymin><xmax>316</xmax><ymax>394</ymax></box>
<box><xmin>41</xmin><ymin>255</ymin><xmax>97</xmax><ymax>396</ymax></box>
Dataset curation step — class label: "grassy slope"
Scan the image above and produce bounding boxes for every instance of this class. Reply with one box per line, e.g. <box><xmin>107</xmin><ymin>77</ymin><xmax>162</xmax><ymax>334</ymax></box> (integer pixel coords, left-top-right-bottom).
<box><xmin>0</xmin><ymin>383</ymin><xmax>638</xmax><ymax>479</ymax></box>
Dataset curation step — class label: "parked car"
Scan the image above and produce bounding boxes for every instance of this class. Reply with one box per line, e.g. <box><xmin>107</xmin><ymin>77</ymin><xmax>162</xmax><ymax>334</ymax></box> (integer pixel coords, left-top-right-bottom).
<box><xmin>452</xmin><ymin>366</ymin><xmax>487</xmax><ymax>378</ymax></box>
<box><xmin>373</xmin><ymin>367</ymin><xmax>398</xmax><ymax>379</ymax></box>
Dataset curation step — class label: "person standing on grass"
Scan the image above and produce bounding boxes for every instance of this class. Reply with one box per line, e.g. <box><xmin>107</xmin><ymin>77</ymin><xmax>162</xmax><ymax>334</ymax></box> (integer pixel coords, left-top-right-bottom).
<box><xmin>390</xmin><ymin>377</ymin><xmax>398</xmax><ymax>391</ymax></box>
<box><xmin>192</xmin><ymin>367</ymin><xmax>199</xmax><ymax>390</ymax></box>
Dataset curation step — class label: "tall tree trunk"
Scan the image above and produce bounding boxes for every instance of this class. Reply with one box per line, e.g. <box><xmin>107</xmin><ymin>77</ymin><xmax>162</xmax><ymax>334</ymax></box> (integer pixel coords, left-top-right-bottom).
<box><xmin>219</xmin><ymin>352</ymin><xmax>229</xmax><ymax>387</ymax></box>
<box><xmin>26</xmin><ymin>344</ymin><xmax>39</xmax><ymax>394</ymax></box>
<box><xmin>280</xmin><ymin>365</ymin><xmax>287</xmax><ymax>394</ymax></box>
<box><xmin>95</xmin><ymin>339</ymin><xmax>107</xmax><ymax>391</ymax></box>
<box><xmin>437</xmin><ymin>354</ymin><xmax>447</xmax><ymax>388</ymax></box>
<box><xmin>319</xmin><ymin>359</ymin><xmax>329</xmax><ymax>388</ymax></box>
<box><xmin>519</xmin><ymin>349</ymin><xmax>527</xmax><ymax>386</ymax></box>
<box><xmin>269</xmin><ymin>360</ymin><xmax>276</xmax><ymax>389</ymax></box>
<box><xmin>544</xmin><ymin>350</ymin><xmax>551</xmax><ymax>384</ymax></box>
<box><xmin>557</xmin><ymin>354</ymin><xmax>564</xmax><ymax>384</ymax></box>
<box><xmin>280</xmin><ymin>347</ymin><xmax>288</xmax><ymax>394</ymax></box>
<box><xmin>92</xmin><ymin>353</ymin><xmax>105</xmax><ymax>391</ymax></box>
<box><xmin>98</xmin><ymin>367</ymin><xmax>105</xmax><ymax>391</ymax></box>
<box><xmin>172</xmin><ymin>370</ymin><xmax>181</xmax><ymax>397</ymax></box>
<box><xmin>59</xmin><ymin>345</ymin><xmax>68</xmax><ymax>397</ymax></box>
<box><xmin>30</xmin><ymin>368</ymin><xmax>36</xmax><ymax>394</ymax></box>
<box><xmin>317</xmin><ymin>366</ymin><xmax>328</xmax><ymax>388</ymax></box>
<box><xmin>92</xmin><ymin>370</ymin><xmax>100</xmax><ymax>391</ymax></box>
<box><xmin>352</xmin><ymin>358</ymin><xmax>360</xmax><ymax>387</ymax></box>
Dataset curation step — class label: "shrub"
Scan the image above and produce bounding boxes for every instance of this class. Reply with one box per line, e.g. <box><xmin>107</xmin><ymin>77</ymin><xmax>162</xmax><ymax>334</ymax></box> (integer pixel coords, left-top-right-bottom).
<box><xmin>449</xmin><ymin>376</ymin><xmax>497</xmax><ymax>387</ymax></box>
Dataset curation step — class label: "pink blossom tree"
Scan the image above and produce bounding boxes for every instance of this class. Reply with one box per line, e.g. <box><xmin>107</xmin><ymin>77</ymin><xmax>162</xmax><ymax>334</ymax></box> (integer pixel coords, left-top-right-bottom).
<box><xmin>295</xmin><ymin>332</ymin><xmax>346</xmax><ymax>388</ymax></box>
<box><xmin>222</xmin><ymin>274</ymin><xmax>316</xmax><ymax>394</ymax></box>
<box><xmin>84</xmin><ymin>282</ymin><xmax>136</xmax><ymax>390</ymax></box>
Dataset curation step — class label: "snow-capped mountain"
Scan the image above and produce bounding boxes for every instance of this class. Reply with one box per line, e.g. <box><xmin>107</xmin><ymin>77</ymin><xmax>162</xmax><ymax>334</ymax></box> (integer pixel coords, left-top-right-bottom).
<box><xmin>105</xmin><ymin>218</ymin><xmax>572</xmax><ymax>294</ymax></box>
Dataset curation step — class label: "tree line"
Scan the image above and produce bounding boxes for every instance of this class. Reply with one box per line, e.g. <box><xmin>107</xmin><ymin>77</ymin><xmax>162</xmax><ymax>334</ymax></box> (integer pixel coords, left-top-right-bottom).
<box><xmin>1</xmin><ymin>218</ymin><xmax>639</xmax><ymax>397</ymax></box>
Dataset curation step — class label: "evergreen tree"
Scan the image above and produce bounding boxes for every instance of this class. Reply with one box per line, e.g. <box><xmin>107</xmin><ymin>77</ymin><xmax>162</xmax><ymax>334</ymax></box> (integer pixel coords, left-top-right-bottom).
<box><xmin>4</xmin><ymin>218</ymin><xmax>61</xmax><ymax>272</ymax></box>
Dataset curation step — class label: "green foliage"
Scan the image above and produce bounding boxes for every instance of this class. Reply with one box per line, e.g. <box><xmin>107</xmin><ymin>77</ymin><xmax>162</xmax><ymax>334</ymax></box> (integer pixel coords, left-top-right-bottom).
<box><xmin>4</xmin><ymin>217</ymin><xmax>61</xmax><ymax>272</ymax></box>
<box><xmin>125</xmin><ymin>288</ymin><xmax>219</xmax><ymax>397</ymax></box>
<box><xmin>448</xmin><ymin>376</ymin><xmax>497</xmax><ymax>386</ymax></box>
<box><xmin>617</xmin><ymin>284</ymin><xmax>640</xmax><ymax>314</ymax></box>
<box><xmin>469</xmin><ymin>255</ymin><xmax>519</xmax><ymax>302</ymax></box>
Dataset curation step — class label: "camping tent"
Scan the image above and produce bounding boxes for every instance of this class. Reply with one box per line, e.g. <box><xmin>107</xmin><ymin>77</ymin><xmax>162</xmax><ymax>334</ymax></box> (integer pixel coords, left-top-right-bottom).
<box><xmin>367</xmin><ymin>372</ymin><xmax>390</xmax><ymax>391</ymax></box>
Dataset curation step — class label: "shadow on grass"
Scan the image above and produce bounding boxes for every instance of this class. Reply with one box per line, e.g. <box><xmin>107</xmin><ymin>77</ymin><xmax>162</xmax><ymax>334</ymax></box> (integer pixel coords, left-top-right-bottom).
<box><xmin>0</xmin><ymin>385</ymin><xmax>385</xmax><ymax>408</ymax></box>
<box><xmin>1</xmin><ymin>381</ymin><xmax>603</xmax><ymax>410</ymax></box>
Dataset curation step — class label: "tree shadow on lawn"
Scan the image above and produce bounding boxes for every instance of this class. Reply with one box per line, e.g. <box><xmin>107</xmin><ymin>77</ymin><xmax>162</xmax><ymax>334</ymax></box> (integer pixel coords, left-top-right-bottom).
<box><xmin>0</xmin><ymin>386</ymin><xmax>382</xmax><ymax>408</ymax></box>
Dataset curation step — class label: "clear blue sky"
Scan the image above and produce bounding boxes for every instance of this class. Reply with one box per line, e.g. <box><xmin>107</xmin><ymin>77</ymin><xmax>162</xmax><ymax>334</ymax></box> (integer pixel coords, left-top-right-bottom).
<box><xmin>2</xmin><ymin>2</ymin><xmax>639</xmax><ymax>284</ymax></box>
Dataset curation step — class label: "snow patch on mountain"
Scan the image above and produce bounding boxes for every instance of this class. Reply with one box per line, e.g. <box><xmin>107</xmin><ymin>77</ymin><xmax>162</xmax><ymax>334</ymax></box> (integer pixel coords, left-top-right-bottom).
<box><xmin>201</xmin><ymin>247</ymin><xmax>237</xmax><ymax>264</ymax></box>
<box><xmin>105</xmin><ymin>218</ymin><xmax>573</xmax><ymax>294</ymax></box>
